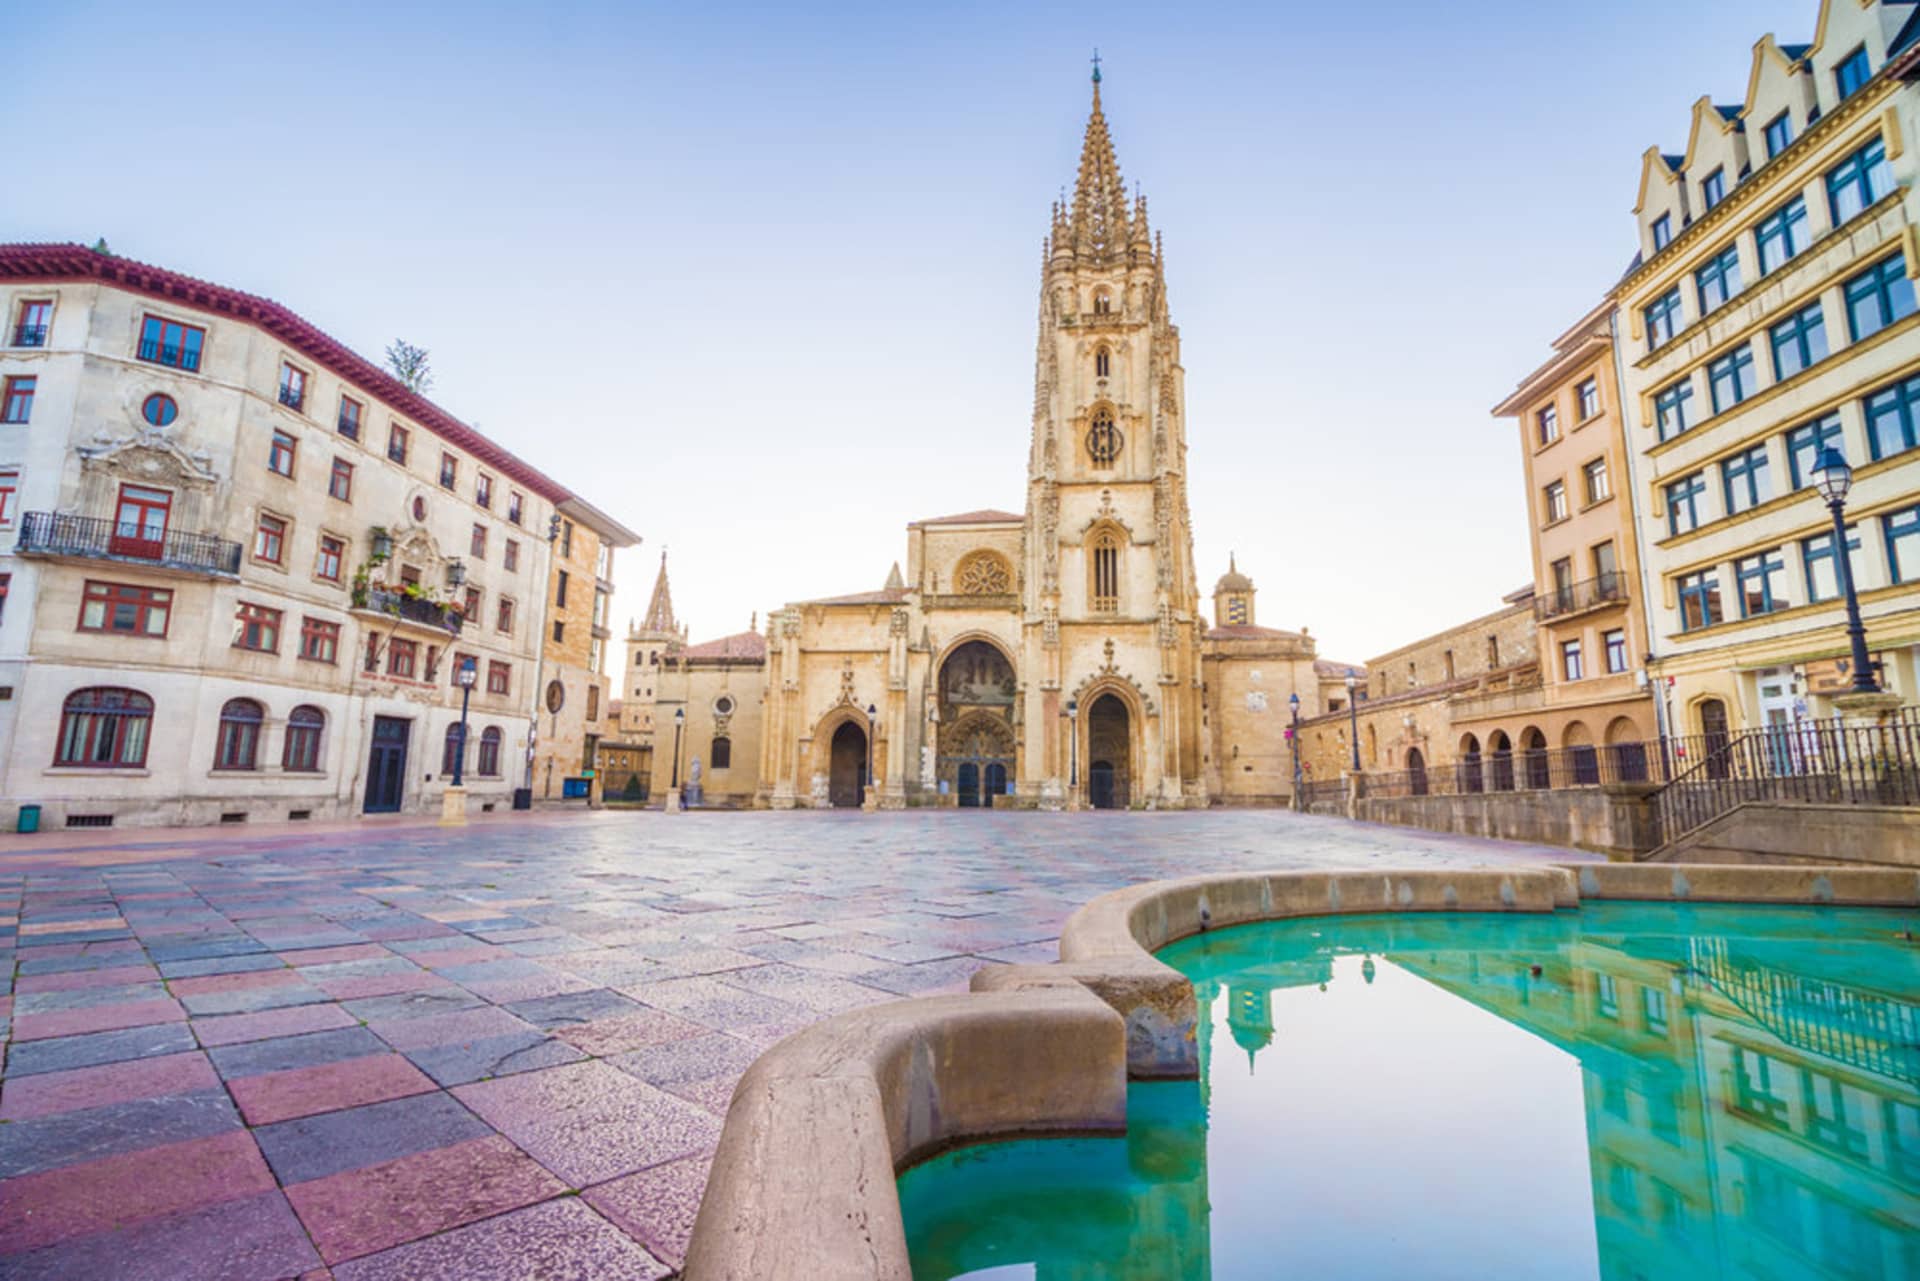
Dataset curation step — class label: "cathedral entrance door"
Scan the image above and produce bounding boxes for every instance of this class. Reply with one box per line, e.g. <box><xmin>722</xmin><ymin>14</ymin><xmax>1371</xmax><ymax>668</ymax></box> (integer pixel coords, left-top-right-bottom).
<box><xmin>1089</xmin><ymin>762</ymin><xmax>1116</xmax><ymax>810</ymax></box>
<box><xmin>829</xmin><ymin>722</ymin><xmax>867</xmax><ymax>808</ymax></box>
<box><xmin>1087</xmin><ymin>693</ymin><xmax>1131</xmax><ymax>809</ymax></box>
<box><xmin>984</xmin><ymin>762</ymin><xmax>1006</xmax><ymax>808</ymax></box>
<box><xmin>957</xmin><ymin>762</ymin><xmax>980</xmax><ymax>808</ymax></box>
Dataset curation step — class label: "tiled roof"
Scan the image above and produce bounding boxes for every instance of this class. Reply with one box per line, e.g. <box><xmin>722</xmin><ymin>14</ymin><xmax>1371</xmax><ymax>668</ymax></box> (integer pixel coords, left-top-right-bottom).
<box><xmin>680</xmin><ymin>630</ymin><xmax>767</xmax><ymax>662</ymax></box>
<box><xmin>914</xmin><ymin>509</ymin><xmax>1023</xmax><ymax>526</ymax></box>
<box><xmin>0</xmin><ymin>242</ymin><xmax>580</xmax><ymax>501</ymax></box>
<box><xmin>1207</xmin><ymin>624</ymin><xmax>1299</xmax><ymax>641</ymax></box>
<box><xmin>1313</xmin><ymin>659</ymin><xmax>1367</xmax><ymax>677</ymax></box>
<box><xmin>801</xmin><ymin>588</ymin><xmax>910</xmax><ymax>607</ymax></box>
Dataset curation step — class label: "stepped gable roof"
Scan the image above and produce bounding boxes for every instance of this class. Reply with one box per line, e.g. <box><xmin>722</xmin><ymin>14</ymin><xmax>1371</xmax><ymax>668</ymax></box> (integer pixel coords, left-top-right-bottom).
<box><xmin>913</xmin><ymin>509</ymin><xmax>1023</xmax><ymax>526</ymax></box>
<box><xmin>681</xmin><ymin>630</ymin><xmax>767</xmax><ymax>662</ymax></box>
<box><xmin>0</xmin><ymin>241</ymin><xmax>580</xmax><ymax>502</ymax></box>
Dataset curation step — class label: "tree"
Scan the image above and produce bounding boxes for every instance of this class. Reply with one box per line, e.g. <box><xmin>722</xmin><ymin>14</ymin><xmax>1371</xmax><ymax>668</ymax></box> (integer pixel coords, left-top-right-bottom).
<box><xmin>384</xmin><ymin>340</ymin><xmax>433</xmax><ymax>395</ymax></box>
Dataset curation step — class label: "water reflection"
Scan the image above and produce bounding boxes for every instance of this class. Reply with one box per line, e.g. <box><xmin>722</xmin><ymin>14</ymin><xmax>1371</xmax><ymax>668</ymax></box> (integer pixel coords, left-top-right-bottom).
<box><xmin>902</xmin><ymin>905</ymin><xmax>1920</xmax><ymax>1281</ymax></box>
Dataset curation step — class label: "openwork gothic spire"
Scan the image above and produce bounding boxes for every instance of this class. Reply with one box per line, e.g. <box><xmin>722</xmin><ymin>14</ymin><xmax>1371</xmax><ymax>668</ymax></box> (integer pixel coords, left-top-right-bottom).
<box><xmin>1070</xmin><ymin>58</ymin><xmax>1134</xmax><ymax>265</ymax></box>
<box><xmin>641</xmin><ymin>549</ymin><xmax>677</xmax><ymax>633</ymax></box>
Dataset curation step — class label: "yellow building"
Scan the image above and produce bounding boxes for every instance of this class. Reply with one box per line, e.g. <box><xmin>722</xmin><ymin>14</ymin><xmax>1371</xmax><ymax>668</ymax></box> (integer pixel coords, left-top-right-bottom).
<box><xmin>1620</xmin><ymin>0</ymin><xmax>1920</xmax><ymax>740</ymax></box>
<box><xmin>529</xmin><ymin>500</ymin><xmax>639</xmax><ymax>805</ymax></box>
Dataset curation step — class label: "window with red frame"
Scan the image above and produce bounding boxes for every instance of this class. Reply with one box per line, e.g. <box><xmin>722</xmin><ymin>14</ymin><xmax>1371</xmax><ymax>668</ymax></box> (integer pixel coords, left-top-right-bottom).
<box><xmin>0</xmin><ymin>572</ymin><xmax>10</xmax><ymax>624</ymax></box>
<box><xmin>424</xmin><ymin>645</ymin><xmax>443</xmax><ymax>683</ymax></box>
<box><xmin>278</xmin><ymin>364</ymin><xmax>306</xmax><ymax>413</ymax></box>
<box><xmin>496</xmin><ymin>597</ymin><xmax>514</xmax><ymax>633</ymax></box>
<box><xmin>138</xmin><ymin>315</ymin><xmax>204</xmax><ymax>370</ymax></box>
<box><xmin>2</xmin><ymin>376</ymin><xmax>35</xmax><ymax>423</ymax></box>
<box><xmin>14</xmin><ymin>299</ymin><xmax>51</xmax><ymax>347</ymax></box>
<box><xmin>363</xmin><ymin>634</ymin><xmax>380</xmax><ymax>673</ymax></box>
<box><xmin>329</xmin><ymin>458</ymin><xmax>353</xmax><ymax>501</ymax></box>
<box><xmin>283</xmin><ymin>705</ymin><xmax>325</xmax><ymax>771</ymax></box>
<box><xmin>233</xmin><ymin>602</ymin><xmax>282</xmax><ymax>652</ymax></box>
<box><xmin>113</xmin><ymin>484</ymin><xmax>171</xmax><ymax>559</ymax></box>
<box><xmin>254</xmin><ymin>514</ymin><xmax>287</xmax><ymax>564</ymax></box>
<box><xmin>56</xmin><ymin>687</ymin><xmax>153</xmax><ymax>767</ymax></box>
<box><xmin>507</xmin><ymin>491</ymin><xmax>523</xmax><ymax>525</ymax></box>
<box><xmin>0</xmin><ymin>468</ymin><xmax>17</xmax><ymax>527</ymax></box>
<box><xmin>503</xmin><ymin>539</ymin><xmax>519</xmax><ymax>572</ymax></box>
<box><xmin>388</xmin><ymin>423</ymin><xmax>410</xmax><ymax>464</ymax></box>
<box><xmin>477</xmin><ymin>726</ymin><xmax>502</xmax><ymax>776</ymax></box>
<box><xmin>315</xmin><ymin>535</ymin><xmax>344</xmax><ymax>582</ymax></box>
<box><xmin>213</xmin><ymin>698</ymin><xmax>264</xmax><ymax>770</ymax></box>
<box><xmin>79</xmin><ymin>580</ymin><xmax>173</xmax><ymax>636</ymax></box>
<box><xmin>268</xmin><ymin>430</ymin><xmax>297</xmax><ymax>477</ymax></box>
<box><xmin>463</xmin><ymin>586</ymin><xmax>481</xmax><ymax>620</ymax></box>
<box><xmin>439</xmin><ymin>452</ymin><xmax>457</xmax><ymax>489</ymax></box>
<box><xmin>387</xmin><ymin>638</ymin><xmax>418</xmax><ymax>679</ymax></box>
<box><xmin>476</xmin><ymin>473</ymin><xmax>493</xmax><ymax>508</ymax></box>
<box><xmin>442</xmin><ymin>723</ymin><xmax>466</xmax><ymax>776</ymax></box>
<box><xmin>299</xmin><ymin>617</ymin><xmax>339</xmax><ymax>663</ymax></box>
<box><xmin>451</xmin><ymin>652</ymin><xmax>476</xmax><ymax>687</ymax></box>
<box><xmin>487</xmin><ymin>661</ymin><xmax>511</xmax><ymax>695</ymax></box>
<box><xmin>337</xmin><ymin>396</ymin><xmax>362</xmax><ymax>439</ymax></box>
<box><xmin>470</xmin><ymin>523</ymin><xmax>486</xmax><ymax>558</ymax></box>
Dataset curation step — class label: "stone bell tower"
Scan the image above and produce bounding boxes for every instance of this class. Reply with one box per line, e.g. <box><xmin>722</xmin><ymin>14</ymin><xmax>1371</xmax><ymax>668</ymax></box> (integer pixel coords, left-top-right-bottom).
<box><xmin>1022</xmin><ymin>61</ymin><xmax>1206</xmax><ymax>807</ymax></box>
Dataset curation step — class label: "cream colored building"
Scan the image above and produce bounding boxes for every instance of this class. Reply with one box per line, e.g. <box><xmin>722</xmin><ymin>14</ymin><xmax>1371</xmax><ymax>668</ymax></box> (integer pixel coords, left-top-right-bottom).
<box><xmin>530</xmin><ymin>500</ymin><xmax>639</xmax><ymax>805</ymax></box>
<box><xmin>1621</xmin><ymin>0</ymin><xmax>1920</xmax><ymax>740</ymax></box>
<box><xmin>1199</xmin><ymin>561</ymin><xmax>1325</xmax><ymax>805</ymax></box>
<box><xmin>749</xmin><ymin>79</ymin><xmax>1330</xmax><ymax>809</ymax></box>
<box><xmin>0</xmin><ymin>243</ymin><xmax>630</xmax><ymax>828</ymax></box>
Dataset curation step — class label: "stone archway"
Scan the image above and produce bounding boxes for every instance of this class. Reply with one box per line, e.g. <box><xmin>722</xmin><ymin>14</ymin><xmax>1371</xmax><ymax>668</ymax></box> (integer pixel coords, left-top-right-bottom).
<box><xmin>1087</xmin><ymin>693</ymin><xmax>1131</xmax><ymax>809</ymax></box>
<box><xmin>937</xmin><ymin>639</ymin><xmax>1017</xmax><ymax>806</ymax></box>
<box><xmin>829</xmin><ymin>722</ymin><xmax>867</xmax><ymax>808</ymax></box>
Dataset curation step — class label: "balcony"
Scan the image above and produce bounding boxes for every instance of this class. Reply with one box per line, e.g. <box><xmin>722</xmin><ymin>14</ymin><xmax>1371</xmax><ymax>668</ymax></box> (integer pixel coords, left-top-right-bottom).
<box><xmin>14</xmin><ymin>512</ymin><xmax>242</xmax><ymax>576</ymax></box>
<box><xmin>12</xmin><ymin>324</ymin><xmax>48</xmax><ymax>348</ymax></box>
<box><xmin>278</xmin><ymin>384</ymin><xmax>305</xmax><ymax>412</ymax></box>
<box><xmin>136</xmin><ymin>339</ymin><xmax>201</xmax><ymax>372</ymax></box>
<box><xmin>1536</xmin><ymin>573</ymin><xmax>1628</xmax><ymax>622</ymax></box>
<box><xmin>356</xmin><ymin>586</ymin><xmax>464</xmax><ymax>635</ymax></box>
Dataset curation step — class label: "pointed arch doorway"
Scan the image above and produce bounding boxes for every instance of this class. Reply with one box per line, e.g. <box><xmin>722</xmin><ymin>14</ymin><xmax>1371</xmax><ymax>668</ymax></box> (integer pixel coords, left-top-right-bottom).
<box><xmin>829</xmin><ymin>721</ymin><xmax>867</xmax><ymax>808</ymax></box>
<box><xmin>1086</xmin><ymin>693</ymin><xmax>1131</xmax><ymax>810</ymax></box>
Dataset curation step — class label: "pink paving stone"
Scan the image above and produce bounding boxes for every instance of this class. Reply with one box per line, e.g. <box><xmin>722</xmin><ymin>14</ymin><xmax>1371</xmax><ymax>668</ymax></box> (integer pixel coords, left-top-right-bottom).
<box><xmin>279</xmin><ymin>944</ymin><xmax>391</xmax><ymax>967</ymax></box>
<box><xmin>11</xmin><ymin>997</ymin><xmax>186</xmax><ymax>1042</ymax></box>
<box><xmin>551</xmin><ymin>1009</ymin><xmax>710</xmax><ymax>1057</ymax></box>
<box><xmin>193</xmin><ymin>1003</ymin><xmax>358</xmax><ymax>1048</ymax></box>
<box><xmin>0</xmin><ymin>1050</ymin><xmax>220</xmax><ymax>1121</ymax></box>
<box><xmin>169</xmin><ymin>968</ymin><xmax>301</xmax><ymax>997</ymax></box>
<box><xmin>418</xmin><ymin>946</ymin><xmax>505</xmax><ymax>969</ymax></box>
<box><xmin>330</xmin><ymin>1195</ymin><xmax>671</xmax><ymax>1281</ymax></box>
<box><xmin>660</xmin><ymin>1072</ymin><xmax>740</xmax><ymax>1118</ymax></box>
<box><xmin>226</xmin><ymin>1053</ymin><xmax>438</xmax><ymax>1126</ymax></box>
<box><xmin>313</xmin><ymin>972</ymin><xmax>448</xmax><ymax>1001</ymax></box>
<box><xmin>15</xmin><ymin>963</ymin><xmax>161</xmax><ymax>994</ymax></box>
<box><xmin>0</xmin><ymin>1128</ymin><xmax>276</xmax><ymax>1255</ymax></box>
<box><xmin>453</xmin><ymin>1060</ymin><xmax>724</xmax><ymax>1187</ymax></box>
<box><xmin>583</xmin><ymin>1150</ymin><xmax>715</xmax><ymax>1269</ymax></box>
<box><xmin>283</xmin><ymin>1134</ymin><xmax>566</xmax><ymax>1265</ymax></box>
<box><xmin>364</xmin><ymin>1006</ymin><xmax>533</xmax><ymax>1052</ymax></box>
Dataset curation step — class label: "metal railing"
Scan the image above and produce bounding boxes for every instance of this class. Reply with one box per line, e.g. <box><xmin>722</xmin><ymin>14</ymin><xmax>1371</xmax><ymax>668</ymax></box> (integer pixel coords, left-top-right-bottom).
<box><xmin>1651</xmin><ymin>709</ymin><xmax>1920</xmax><ymax>847</ymax></box>
<box><xmin>278</xmin><ymin>384</ymin><xmax>305</xmax><ymax>411</ymax></box>
<box><xmin>136</xmin><ymin>338</ymin><xmax>201</xmax><ymax>371</ymax></box>
<box><xmin>14</xmin><ymin>511</ymin><xmax>242</xmax><ymax>575</ymax></box>
<box><xmin>12</xmin><ymin>323</ymin><xmax>48</xmax><ymax>347</ymax></box>
<box><xmin>1535</xmin><ymin>572</ymin><xmax>1627</xmax><ymax>621</ymax></box>
<box><xmin>362</xmin><ymin>587</ymin><xmax>464</xmax><ymax>635</ymax></box>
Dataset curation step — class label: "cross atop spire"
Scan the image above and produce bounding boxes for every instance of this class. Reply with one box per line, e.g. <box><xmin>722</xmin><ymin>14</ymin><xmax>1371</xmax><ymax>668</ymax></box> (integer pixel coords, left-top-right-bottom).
<box><xmin>1090</xmin><ymin>48</ymin><xmax>1101</xmax><ymax>86</ymax></box>
<box><xmin>1069</xmin><ymin>57</ymin><xmax>1132</xmax><ymax>264</ymax></box>
<box><xmin>640</xmin><ymin>548</ymin><xmax>677</xmax><ymax>634</ymax></box>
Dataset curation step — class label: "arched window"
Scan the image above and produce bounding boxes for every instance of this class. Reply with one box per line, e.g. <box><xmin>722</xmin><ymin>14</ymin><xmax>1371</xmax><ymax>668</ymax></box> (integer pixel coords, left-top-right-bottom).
<box><xmin>214</xmin><ymin>699</ymin><xmax>264</xmax><ymax>770</ymax></box>
<box><xmin>1090</xmin><ymin>528</ymin><xmax>1121</xmax><ymax>614</ymax></box>
<box><xmin>283</xmin><ymin>705</ymin><xmax>325</xmax><ymax>772</ymax></box>
<box><xmin>56</xmin><ymin>687</ymin><xmax>152</xmax><ymax>768</ymax></box>
<box><xmin>711</xmin><ymin>736</ymin><xmax>732</xmax><ymax>769</ymax></box>
<box><xmin>442</xmin><ymin>723</ymin><xmax>466</xmax><ymax>777</ymax></box>
<box><xmin>1086</xmin><ymin>407</ymin><xmax>1121</xmax><ymax>465</ymax></box>
<box><xmin>1093</xmin><ymin>288</ymin><xmax>1112</xmax><ymax>315</ymax></box>
<box><xmin>1095</xmin><ymin>346</ymin><xmax>1111</xmax><ymax>378</ymax></box>
<box><xmin>477</xmin><ymin>726</ymin><xmax>502</xmax><ymax>777</ymax></box>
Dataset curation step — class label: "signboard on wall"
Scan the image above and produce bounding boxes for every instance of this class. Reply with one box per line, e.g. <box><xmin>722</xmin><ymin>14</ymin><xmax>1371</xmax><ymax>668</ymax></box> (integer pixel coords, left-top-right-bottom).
<box><xmin>1804</xmin><ymin>653</ymin><xmax>1884</xmax><ymax>695</ymax></box>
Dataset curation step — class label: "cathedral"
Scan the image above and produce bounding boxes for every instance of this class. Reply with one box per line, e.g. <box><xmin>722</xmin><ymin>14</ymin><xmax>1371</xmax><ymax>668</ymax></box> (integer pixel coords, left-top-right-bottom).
<box><xmin>615</xmin><ymin>74</ymin><xmax>1339</xmax><ymax>810</ymax></box>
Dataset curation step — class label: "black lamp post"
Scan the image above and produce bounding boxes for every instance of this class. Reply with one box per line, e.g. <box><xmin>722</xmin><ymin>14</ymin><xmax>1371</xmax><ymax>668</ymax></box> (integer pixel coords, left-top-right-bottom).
<box><xmin>1064</xmin><ymin>698</ymin><xmax>1079</xmax><ymax>805</ymax></box>
<box><xmin>865</xmin><ymin>703</ymin><xmax>878</xmax><ymax>797</ymax></box>
<box><xmin>1288</xmin><ymin>692</ymin><xmax>1301</xmax><ymax>795</ymax></box>
<box><xmin>452</xmin><ymin>658</ymin><xmax>477</xmax><ymax>787</ymax></box>
<box><xmin>1345</xmin><ymin>670</ymin><xmax>1361</xmax><ymax>772</ymax></box>
<box><xmin>670</xmin><ymin>706</ymin><xmax>685</xmax><ymax>789</ymax></box>
<box><xmin>1810</xmin><ymin>448</ymin><xmax>1880</xmax><ymax>694</ymax></box>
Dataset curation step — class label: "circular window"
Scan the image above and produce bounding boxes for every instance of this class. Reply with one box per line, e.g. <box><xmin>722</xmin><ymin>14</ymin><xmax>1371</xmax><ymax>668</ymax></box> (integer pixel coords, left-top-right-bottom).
<box><xmin>714</xmin><ymin>695</ymin><xmax>735</xmax><ymax>715</ymax></box>
<box><xmin>411</xmin><ymin>495</ymin><xmax>427</xmax><ymax>521</ymax></box>
<box><xmin>141</xmin><ymin>393</ymin><xmax>178</xmax><ymax>427</ymax></box>
<box><xmin>1086</xmin><ymin>411</ymin><xmax>1122</xmax><ymax>465</ymax></box>
<box><xmin>545</xmin><ymin>680</ymin><xmax>566</xmax><ymax>713</ymax></box>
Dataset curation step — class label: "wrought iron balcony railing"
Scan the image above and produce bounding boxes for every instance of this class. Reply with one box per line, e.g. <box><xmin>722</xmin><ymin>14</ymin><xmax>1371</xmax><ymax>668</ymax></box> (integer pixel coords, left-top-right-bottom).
<box><xmin>1536</xmin><ymin>572</ymin><xmax>1628</xmax><ymax>621</ymax></box>
<box><xmin>278</xmin><ymin>384</ymin><xmax>305</xmax><ymax>412</ymax></box>
<box><xmin>136</xmin><ymin>338</ymin><xmax>202</xmax><ymax>371</ymax></box>
<box><xmin>12</xmin><ymin>324</ymin><xmax>48</xmax><ymax>348</ymax></box>
<box><xmin>360</xmin><ymin>587</ymin><xmax>464</xmax><ymax>635</ymax></box>
<box><xmin>14</xmin><ymin>512</ymin><xmax>242</xmax><ymax>576</ymax></box>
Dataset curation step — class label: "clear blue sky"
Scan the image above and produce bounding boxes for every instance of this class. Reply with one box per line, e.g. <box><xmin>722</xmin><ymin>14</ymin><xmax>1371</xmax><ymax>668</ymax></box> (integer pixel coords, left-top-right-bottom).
<box><xmin>13</xmin><ymin>0</ymin><xmax>1817</xmax><ymax>676</ymax></box>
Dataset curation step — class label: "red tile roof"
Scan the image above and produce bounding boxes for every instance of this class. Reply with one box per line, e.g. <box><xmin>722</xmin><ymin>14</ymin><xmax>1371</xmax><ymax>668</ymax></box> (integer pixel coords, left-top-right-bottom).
<box><xmin>680</xmin><ymin>630</ymin><xmax>768</xmax><ymax>662</ymax></box>
<box><xmin>913</xmin><ymin>509</ymin><xmax>1023</xmax><ymax>526</ymax></box>
<box><xmin>0</xmin><ymin>242</ymin><xmax>576</xmax><ymax>502</ymax></box>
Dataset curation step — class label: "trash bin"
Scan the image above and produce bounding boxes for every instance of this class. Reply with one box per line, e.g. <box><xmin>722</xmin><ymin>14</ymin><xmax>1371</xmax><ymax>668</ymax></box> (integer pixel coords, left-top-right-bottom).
<box><xmin>511</xmin><ymin>788</ymin><xmax>532</xmax><ymax>811</ymax></box>
<box><xmin>17</xmin><ymin>804</ymin><xmax>42</xmax><ymax>834</ymax></box>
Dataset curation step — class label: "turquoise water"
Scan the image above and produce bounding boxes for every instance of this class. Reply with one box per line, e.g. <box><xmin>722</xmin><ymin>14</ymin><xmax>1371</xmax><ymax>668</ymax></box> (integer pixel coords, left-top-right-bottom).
<box><xmin>900</xmin><ymin>904</ymin><xmax>1920</xmax><ymax>1280</ymax></box>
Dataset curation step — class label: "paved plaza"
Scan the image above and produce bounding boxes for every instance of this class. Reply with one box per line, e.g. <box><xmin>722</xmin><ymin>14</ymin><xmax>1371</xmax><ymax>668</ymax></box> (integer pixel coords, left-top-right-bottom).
<box><xmin>0</xmin><ymin>809</ymin><xmax>1586</xmax><ymax>1278</ymax></box>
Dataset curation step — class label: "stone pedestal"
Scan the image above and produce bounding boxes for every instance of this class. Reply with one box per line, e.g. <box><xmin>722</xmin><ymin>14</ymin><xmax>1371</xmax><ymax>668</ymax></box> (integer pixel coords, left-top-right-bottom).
<box><xmin>439</xmin><ymin>786</ymin><xmax>468</xmax><ymax>827</ymax></box>
<box><xmin>1834</xmin><ymin>690</ymin><xmax>1904</xmax><ymax>723</ymax></box>
<box><xmin>663</xmin><ymin>787</ymin><xmax>682</xmax><ymax>814</ymax></box>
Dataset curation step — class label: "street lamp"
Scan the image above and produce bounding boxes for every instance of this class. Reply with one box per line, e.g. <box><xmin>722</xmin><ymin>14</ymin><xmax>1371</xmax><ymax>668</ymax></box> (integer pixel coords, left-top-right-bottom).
<box><xmin>452</xmin><ymin>659</ymin><xmax>477</xmax><ymax>787</ymax></box>
<box><xmin>670</xmin><ymin>706</ymin><xmax>685</xmax><ymax>790</ymax></box>
<box><xmin>865</xmin><ymin>703</ymin><xmax>878</xmax><ymax>797</ymax></box>
<box><xmin>1288</xmin><ymin>692</ymin><xmax>1301</xmax><ymax>798</ymax></box>
<box><xmin>1064</xmin><ymin>698</ymin><xmax>1079</xmax><ymax>807</ymax></box>
<box><xmin>1345</xmin><ymin>669</ymin><xmax>1361</xmax><ymax>772</ymax></box>
<box><xmin>1810</xmin><ymin>447</ymin><xmax>1880</xmax><ymax>694</ymax></box>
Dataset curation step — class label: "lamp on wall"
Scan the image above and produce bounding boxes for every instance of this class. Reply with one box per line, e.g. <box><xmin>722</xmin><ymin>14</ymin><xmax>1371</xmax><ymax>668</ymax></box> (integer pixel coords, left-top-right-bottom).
<box><xmin>1809</xmin><ymin>448</ymin><xmax>1880</xmax><ymax>695</ymax></box>
<box><xmin>447</xmin><ymin>560</ymin><xmax>467</xmax><ymax>588</ymax></box>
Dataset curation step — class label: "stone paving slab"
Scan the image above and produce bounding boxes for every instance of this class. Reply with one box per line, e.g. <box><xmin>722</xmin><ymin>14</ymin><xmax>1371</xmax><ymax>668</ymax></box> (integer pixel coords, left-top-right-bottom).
<box><xmin>0</xmin><ymin>808</ymin><xmax>1583</xmax><ymax>1276</ymax></box>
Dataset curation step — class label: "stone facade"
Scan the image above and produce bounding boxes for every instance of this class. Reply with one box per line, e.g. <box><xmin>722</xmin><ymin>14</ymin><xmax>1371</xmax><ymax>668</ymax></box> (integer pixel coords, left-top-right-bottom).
<box><xmin>531</xmin><ymin>502</ymin><xmax>638</xmax><ymax>805</ymax></box>
<box><xmin>0</xmin><ymin>245</ymin><xmax>631</xmax><ymax>828</ymax></box>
